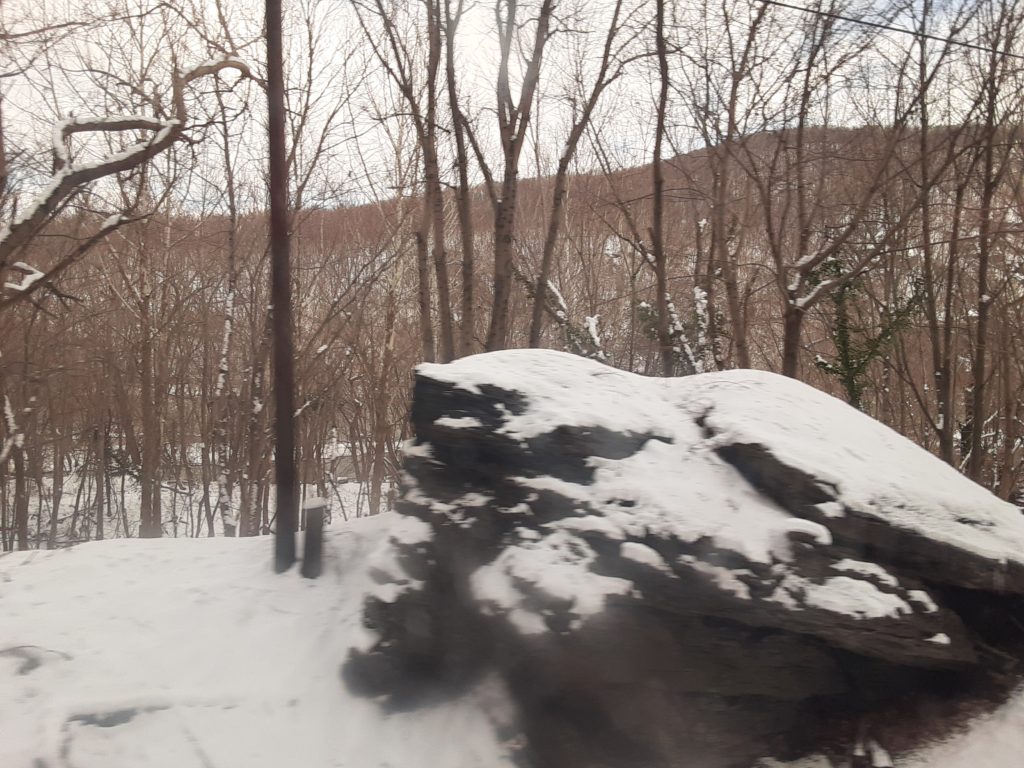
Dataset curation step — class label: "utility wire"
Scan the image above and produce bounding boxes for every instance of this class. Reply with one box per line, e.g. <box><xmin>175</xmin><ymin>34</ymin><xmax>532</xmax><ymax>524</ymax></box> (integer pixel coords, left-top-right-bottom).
<box><xmin>753</xmin><ymin>0</ymin><xmax>1024</xmax><ymax>61</ymax></box>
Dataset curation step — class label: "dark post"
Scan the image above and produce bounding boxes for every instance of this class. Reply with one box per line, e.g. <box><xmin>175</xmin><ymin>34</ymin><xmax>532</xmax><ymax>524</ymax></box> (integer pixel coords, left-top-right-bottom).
<box><xmin>267</xmin><ymin>0</ymin><xmax>297</xmax><ymax>572</ymax></box>
<box><xmin>300</xmin><ymin>497</ymin><xmax>326</xmax><ymax>579</ymax></box>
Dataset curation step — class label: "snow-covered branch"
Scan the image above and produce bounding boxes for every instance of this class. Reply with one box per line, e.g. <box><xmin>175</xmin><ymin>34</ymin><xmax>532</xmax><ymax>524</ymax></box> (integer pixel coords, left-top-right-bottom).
<box><xmin>0</xmin><ymin>55</ymin><xmax>251</xmax><ymax>285</ymax></box>
<box><xmin>0</xmin><ymin>119</ymin><xmax>179</xmax><ymax>265</ymax></box>
<box><xmin>0</xmin><ymin>213</ymin><xmax>129</xmax><ymax>310</ymax></box>
<box><xmin>3</xmin><ymin>262</ymin><xmax>45</xmax><ymax>293</ymax></box>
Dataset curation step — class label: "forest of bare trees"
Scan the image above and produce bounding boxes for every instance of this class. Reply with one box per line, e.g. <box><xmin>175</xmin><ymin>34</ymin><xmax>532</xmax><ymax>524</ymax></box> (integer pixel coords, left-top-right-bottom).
<box><xmin>3</xmin><ymin>0</ymin><xmax>1024</xmax><ymax>549</ymax></box>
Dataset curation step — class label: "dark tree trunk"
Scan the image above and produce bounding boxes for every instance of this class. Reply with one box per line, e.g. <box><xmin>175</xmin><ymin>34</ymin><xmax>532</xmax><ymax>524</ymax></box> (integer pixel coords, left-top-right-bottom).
<box><xmin>652</xmin><ymin>0</ymin><xmax>673</xmax><ymax>377</ymax></box>
<box><xmin>268</xmin><ymin>0</ymin><xmax>298</xmax><ymax>572</ymax></box>
<box><xmin>781</xmin><ymin>307</ymin><xmax>804</xmax><ymax>379</ymax></box>
<box><xmin>13</xmin><ymin>445</ymin><xmax>28</xmax><ymax>550</ymax></box>
<box><xmin>139</xmin><ymin>296</ymin><xmax>162</xmax><ymax>538</ymax></box>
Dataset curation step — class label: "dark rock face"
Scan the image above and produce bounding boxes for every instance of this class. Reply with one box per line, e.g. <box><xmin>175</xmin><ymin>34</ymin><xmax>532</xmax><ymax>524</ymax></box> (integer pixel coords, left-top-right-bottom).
<box><xmin>344</xmin><ymin>351</ymin><xmax>1024</xmax><ymax>767</ymax></box>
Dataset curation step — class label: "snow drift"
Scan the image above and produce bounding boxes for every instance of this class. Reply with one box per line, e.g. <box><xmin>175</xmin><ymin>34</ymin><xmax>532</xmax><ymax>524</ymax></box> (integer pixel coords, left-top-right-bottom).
<box><xmin>0</xmin><ymin>518</ymin><xmax>514</xmax><ymax>768</ymax></box>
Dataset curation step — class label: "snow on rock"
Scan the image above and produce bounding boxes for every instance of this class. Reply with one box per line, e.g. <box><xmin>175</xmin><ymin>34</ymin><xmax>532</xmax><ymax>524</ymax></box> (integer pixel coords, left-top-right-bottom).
<box><xmin>681</xmin><ymin>368</ymin><xmax>1024</xmax><ymax>592</ymax></box>
<box><xmin>433</xmin><ymin>415</ymin><xmax>485</xmax><ymax>429</ymax></box>
<box><xmin>777</xmin><ymin>574</ymin><xmax>911</xmax><ymax>620</ymax></box>
<box><xmin>472</xmin><ymin>528</ymin><xmax>633</xmax><ymax>629</ymax></box>
<box><xmin>408</xmin><ymin>350</ymin><xmax>982</xmax><ymax>664</ymax></box>
<box><xmin>423</xmin><ymin>351</ymin><xmax>1024</xmax><ymax>582</ymax></box>
<box><xmin>619</xmin><ymin>541</ymin><xmax>672</xmax><ymax>573</ymax></box>
<box><xmin>345</xmin><ymin>349</ymin><xmax>1024</xmax><ymax>768</ymax></box>
<box><xmin>0</xmin><ymin>515</ymin><xmax>514</xmax><ymax>768</ymax></box>
<box><xmin>831</xmin><ymin>558</ymin><xmax>900</xmax><ymax>586</ymax></box>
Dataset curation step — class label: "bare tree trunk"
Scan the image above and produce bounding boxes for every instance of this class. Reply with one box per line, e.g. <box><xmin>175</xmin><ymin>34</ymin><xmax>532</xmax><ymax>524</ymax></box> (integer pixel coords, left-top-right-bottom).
<box><xmin>967</xmin><ymin>14</ymin><xmax>1018</xmax><ymax>479</ymax></box>
<box><xmin>997</xmin><ymin>310</ymin><xmax>1017</xmax><ymax>499</ymax></box>
<box><xmin>1</xmin><ymin>462</ymin><xmax>7</xmax><ymax>552</ymax></box>
<box><xmin>529</xmin><ymin>168</ymin><xmax>570</xmax><ymax>348</ymax></box>
<box><xmin>139</xmin><ymin>291</ymin><xmax>162</xmax><ymax>538</ymax></box>
<box><xmin>214</xmin><ymin>84</ymin><xmax>239</xmax><ymax>537</ymax></box>
<box><xmin>967</xmin><ymin>167</ymin><xmax>994</xmax><ymax>482</ymax></box>
<box><xmin>444</xmin><ymin>0</ymin><xmax>476</xmax><ymax>357</ymax></box>
<box><xmin>781</xmin><ymin>307</ymin><xmax>804</xmax><ymax>379</ymax></box>
<box><xmin>486</xmin><ymin>191</ymin><xmax>518</xmax><ymax>351</ymax></box>
<box><xmin>425</xmin><ymin>0</ymin><xmax>455</xmax><ymax>362</ymax></box>
<box><xmin>13</xmin><ymin>443</ymin><xmax>28</xmax><ymax>549</ymax></box>
<box><xmin>69</xmin><ymin>446</ymin><xmax>89</xmax><ymax>541</ymax></box>
<box><xmin>95</xmin><ymin>424</ymin><xmax>105</xmax><ymax>541</ymax></box>
<box><xmin>240</xmin><ymin>324</ymin><xmax>271</xmax><ymax>537</ymax></box>
<box><xmin>941</xmin><ymin>179</ymin><xmax>968</xmax><ymax>463</ymax></box>
<box><xmin>916</xmin><ymin>20</ymin><xmax>948</xmax><ymax>463</ymax></box>
<box><xmin>651</xmin><ymin>0</ymin><xmax>673</xmax><ymax>377</ymax></box>
<box><xmin>110</xmin><ymin>366</ymin><xmax>141</xmax><ymax>467</ymax></box>
<box><xmin>268</xmin><ymin>0</ymin><xmax>298</xmax><ymax>571</ymax></box>
<box><xmin>369</xmin><ymin>298</ymin><xmax>397</xmax><ymax>515</ymax></box>
<box><xmin>49</xmin><ymin>432</ymin><xmax>64</xmax><ymax>547</ymax></box>
<box><xmin>528</xmin><ymin>0</ymin><xmax>626</xmax><ymax>348</ymax></box>
<box><xmin>484</xmin><ymin>0</ymin><xmax>555</xmax><ymax>351</ymax></box>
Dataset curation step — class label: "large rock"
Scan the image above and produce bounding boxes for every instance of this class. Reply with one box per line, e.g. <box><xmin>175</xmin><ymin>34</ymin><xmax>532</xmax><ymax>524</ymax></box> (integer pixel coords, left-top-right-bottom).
<box><xmin>344</xmin><ymin>350</ymin><xmax>1024</xmax><ymax>767</ymax></box>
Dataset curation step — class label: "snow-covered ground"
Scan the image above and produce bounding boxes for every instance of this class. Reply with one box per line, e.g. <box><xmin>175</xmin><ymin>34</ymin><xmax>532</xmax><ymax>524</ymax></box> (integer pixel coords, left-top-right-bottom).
<box><xmin>3</xmin><ymin>511</ymin><xmax>1024</xmax><ymax>767</ymax></box>
<box><xmin>0</xmin><ymin>514</ymin><xmax>512</xmax><ymax>768</ymax></box>
<box><xmin>3</xmin><ymin>475</ymin><xmax>373</xmax><ymax>545</ymax></box>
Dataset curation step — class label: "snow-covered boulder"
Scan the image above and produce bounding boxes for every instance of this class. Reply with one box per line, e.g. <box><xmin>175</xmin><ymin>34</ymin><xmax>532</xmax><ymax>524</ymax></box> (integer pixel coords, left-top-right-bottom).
<box><xmin>345</xmin><ymin>350</ymin><xmax>1024</xmax><ymax>767</ymax></box>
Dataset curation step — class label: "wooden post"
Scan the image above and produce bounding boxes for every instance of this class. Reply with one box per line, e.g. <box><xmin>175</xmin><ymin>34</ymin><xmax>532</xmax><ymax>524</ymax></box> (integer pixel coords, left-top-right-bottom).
<box><xmin>300</xmin><ymin>497</ymin><xmax>326</xmax><ymax>579</ymax></box>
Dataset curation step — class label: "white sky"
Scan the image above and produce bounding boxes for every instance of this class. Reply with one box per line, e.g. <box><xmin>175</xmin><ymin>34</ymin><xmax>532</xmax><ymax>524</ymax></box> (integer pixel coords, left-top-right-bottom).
<box><xmin>0</xmin><ymin>0</ymin><xmax>989</xmax><ymax>217</ymax></box>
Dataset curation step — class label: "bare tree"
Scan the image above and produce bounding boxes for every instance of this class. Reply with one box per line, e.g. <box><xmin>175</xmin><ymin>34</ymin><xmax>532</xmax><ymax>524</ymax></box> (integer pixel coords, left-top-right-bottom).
<box><xmin>527</xmin><ymin>0</ymin><xmax>641</xmax><ymax>349</ymax></box>
<box><xmin>481</xmin><ymin>0</ymin><xmax>556</xmax><ymax>351</ymax></box>
<box><xmin>1</xmin><ymin>56</ymin><xmax>251</xmax><ymax>312</ymax></box>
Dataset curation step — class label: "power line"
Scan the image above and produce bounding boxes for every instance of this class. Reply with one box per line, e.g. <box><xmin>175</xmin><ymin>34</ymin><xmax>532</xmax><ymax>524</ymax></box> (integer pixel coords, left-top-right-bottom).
<box><xmin>753</xmin><ymin>0</ymin><xmax>1024</xmax><ymax>62</ymax></box>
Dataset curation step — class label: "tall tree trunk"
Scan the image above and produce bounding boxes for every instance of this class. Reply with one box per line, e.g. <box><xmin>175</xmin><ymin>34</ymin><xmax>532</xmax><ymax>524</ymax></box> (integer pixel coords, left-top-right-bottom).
<box><xmin>781</xmin><ymin>306</ymin><xmax>804</xmax><ymax>379</ymax></box>
<box><xmin>95</xmin><ymin>424</ymin><xmax>106</xmax><ymax>541</ymax></box>
<box><xmin>110</xmin><ymin>366</ymin><xmax>141</xmax><ymax>467</ymax></box>
<box><xmin>415</xmin><ymin>227</ymin><xmax>436</xmax><ymax>363</ymax></box>
<box><xmin>49</xmin><ymin>432</ymin><xmax>64</xmax><ymax>547</ymax></box>
<box><xmin>529</xmin><ymin>0</ymin><xmax>625</xmax><ymax>348</ymax></box>
<box><xmin>241</xmin><ymin>325</ymin><xmax>271</xmax><ymax>537</ymax></box>
<box><xmin>651</xmin><ymin>0</ymin><xmax>673</xmax><ymax>377</ymax></box>
<box><xmin>444</xmin><ymin>0</ymin><xmax>475</xmax><ymax>357</ymax></box>
<box><xmin>484</xmin><ymin>0</ymin><xmax>555</xmax><ymax>352</ymax></box>
<box><xmin>968</xmin><ymin>83</ymin><xmax>1002</xmax><ymax>481</ymax></box>
<box><xmin>268</xmin><ymin>0</ymin><xmax>298</xmax><ymax>571</ymax></box>
<box><xmin>215</xmin><ymin>84</ymin><xmax>239</xmax><ymax>537</ymax></box>
<box><xmin>486</xmin><ymin>190</ymin><xmax>518</xmax><ymax>351</ymax></box>
<box><xmin>997</xmin><ymin>311</ymin><xmax>1017</xmax><ymax>499</ymax></box>
<box><xmin>1</xmin><ymin>461</ymin><xmax>8</xmax><ymax>551</ymax></box>
<box><xmin>139</xmin><ymin>292</ymin><xmax>162</xmax><ymax>538</ymax></box>
<box><xmin>941</xmin><ymin>180</ymin><xmax>968</xmax><ymax>464</ymax></box>
<box><xmin>425</xmin><ymin>0</ymin><xmax>455</xmax><ymax>362</ymax></box>
<box><xmin>13</xmin><ymin>444</ymin><xmax>28</xmax><ymax>549</ymax></box>
<box><xmin>369</xmin><ymin>298</ymin><xmax>397</xmax><ymax>515</ymax></box>
<box><xmin>915</xmin><ymin>3</ymin><xmax>953</xmax><ymax>464</ymax></box>
<box><xmin>528</xmin><ymin>166</ymin><xmax>570</xmax><ymax>348</ymax></box>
